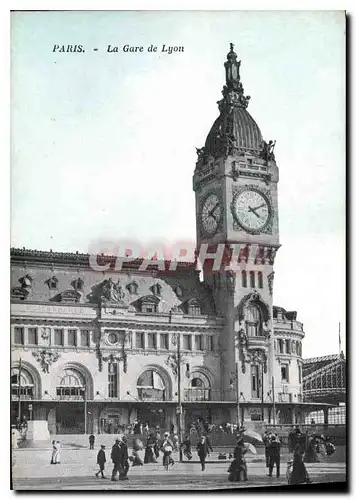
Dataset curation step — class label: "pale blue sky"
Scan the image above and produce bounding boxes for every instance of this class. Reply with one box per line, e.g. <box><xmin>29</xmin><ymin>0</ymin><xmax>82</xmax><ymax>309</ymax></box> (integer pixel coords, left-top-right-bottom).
<box><xmin>11</xmin><ymin>11</ymin><xmax>345</xmax><ymax>357</ymax></box>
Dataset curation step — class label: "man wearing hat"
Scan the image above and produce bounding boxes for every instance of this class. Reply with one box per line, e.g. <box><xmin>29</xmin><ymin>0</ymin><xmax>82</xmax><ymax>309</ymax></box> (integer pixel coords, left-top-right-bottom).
<box><xmin>267</xmin><ymin>435</ymin><xmax>281</xmax><ymax>478</ymax></box>
<box><xmin>111</xmin><ymin>437</ymin><xmax>122</xmax><ymax>481</ymax></box>
<box><xmin>95</xmin><ymin>445</ymin><xmax>106</xmax><ymax>479</ymax></box>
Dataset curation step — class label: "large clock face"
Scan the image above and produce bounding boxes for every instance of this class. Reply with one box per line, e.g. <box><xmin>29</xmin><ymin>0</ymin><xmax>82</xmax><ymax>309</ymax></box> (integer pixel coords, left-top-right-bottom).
<box><xmin>233</xmin><ymin>189</ymin><xmax>271</xmax><ymax>232</ymax></box>
<box><xmin>200</xmin><ymin>193</ymin><xmax>222</xmax><ymax>236</ymax></box>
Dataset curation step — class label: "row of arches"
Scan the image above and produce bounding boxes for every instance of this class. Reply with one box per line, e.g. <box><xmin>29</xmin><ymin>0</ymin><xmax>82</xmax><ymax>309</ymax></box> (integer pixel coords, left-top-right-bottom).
<box><xmin>11</xmin><ymin>361</ymin><xmax>214</xmax><ymax>402</ymax></box>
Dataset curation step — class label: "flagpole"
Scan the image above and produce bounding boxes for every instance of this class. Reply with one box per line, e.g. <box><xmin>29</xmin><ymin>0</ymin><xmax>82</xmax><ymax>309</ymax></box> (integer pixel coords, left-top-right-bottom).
<box><xmin>338</xmin><ymin>322</ymin><xmax>341</xmax><ymax>356</ymax></box>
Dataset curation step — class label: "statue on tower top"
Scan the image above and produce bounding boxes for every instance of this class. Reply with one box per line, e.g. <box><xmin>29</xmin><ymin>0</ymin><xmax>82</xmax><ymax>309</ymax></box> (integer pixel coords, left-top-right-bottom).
<box><xmin>220</xmin><ymin>43</ymin><xmax>250</xmax><ymax>110</ymax></box>
<box><xmin>224</xmin><ymin>42</ymin><xmax>241</xmax><ymax>89</ymax></box>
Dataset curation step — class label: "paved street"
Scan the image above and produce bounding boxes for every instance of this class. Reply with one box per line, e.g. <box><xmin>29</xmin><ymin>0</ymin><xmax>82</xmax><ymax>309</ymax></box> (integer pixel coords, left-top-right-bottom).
<box><xmin>12</xmin><ymin>447</ymin><xmax>346</xmax><ymax>490</ymax></box>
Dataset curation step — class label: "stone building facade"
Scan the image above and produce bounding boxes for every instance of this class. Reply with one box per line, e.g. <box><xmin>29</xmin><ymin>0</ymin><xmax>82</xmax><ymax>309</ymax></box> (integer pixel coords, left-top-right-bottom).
<box><xmin>11</xmin><ymin>45</ymin><xmax>316</xmax><ymax>435</ymax></box>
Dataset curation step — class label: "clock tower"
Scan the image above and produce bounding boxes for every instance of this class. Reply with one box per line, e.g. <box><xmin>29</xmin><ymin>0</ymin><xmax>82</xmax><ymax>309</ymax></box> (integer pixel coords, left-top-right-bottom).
<box><xmin>193</xmin><ymin>44</ymin><xmax>280</xmax><ymax>420</ymax></box>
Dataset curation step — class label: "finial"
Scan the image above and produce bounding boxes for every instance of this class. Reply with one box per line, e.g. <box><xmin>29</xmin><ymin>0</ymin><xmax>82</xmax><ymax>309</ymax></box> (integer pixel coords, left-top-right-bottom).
<box><xmin>230</xmin><ymin>42</ymin><xmax>234</xmax><ymax>52</ymax></box>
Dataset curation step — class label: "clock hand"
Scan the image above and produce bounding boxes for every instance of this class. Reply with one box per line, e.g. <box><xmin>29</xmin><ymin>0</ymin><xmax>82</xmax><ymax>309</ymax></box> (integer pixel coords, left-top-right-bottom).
<box><xmin>210</xmin><ymin>203</ymin><xmax>220</xmax><ymax>215</ymax></box>
<box><xmin>248</xmin><ymin>205</ymin><xmax>261</xmax><ymax>218</ymax></box>
<box><xmin>254</xmin><ymin>203</ymin><xmax>267</xmax><ymax>211</ymax></box>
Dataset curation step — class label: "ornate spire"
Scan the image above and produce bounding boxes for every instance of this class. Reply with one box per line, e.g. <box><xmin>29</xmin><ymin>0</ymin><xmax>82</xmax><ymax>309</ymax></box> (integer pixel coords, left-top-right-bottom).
<box><xmin>220</xmin><ymin>43</ymin><xmax>250</xmax><ymax>110</ymax></box>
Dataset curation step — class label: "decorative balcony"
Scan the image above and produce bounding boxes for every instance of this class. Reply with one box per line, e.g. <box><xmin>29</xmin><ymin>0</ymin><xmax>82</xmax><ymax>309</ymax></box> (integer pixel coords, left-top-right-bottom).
<box><xmin>184</xmin><ymin>388</ymin><xmax>211</xmax><ymax>402</ymax></box>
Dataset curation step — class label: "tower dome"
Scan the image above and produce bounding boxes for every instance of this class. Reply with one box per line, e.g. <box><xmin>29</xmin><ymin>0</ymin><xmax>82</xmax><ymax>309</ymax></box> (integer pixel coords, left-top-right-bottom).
<box><xmin>198</xmin><ymin>44</ymin><xmax>268</xmax><ymax>161</ymax></box>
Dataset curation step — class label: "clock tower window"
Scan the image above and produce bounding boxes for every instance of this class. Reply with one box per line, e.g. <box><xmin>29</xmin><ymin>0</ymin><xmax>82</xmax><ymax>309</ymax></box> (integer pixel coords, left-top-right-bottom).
<box><xmin>249</xmin><ymin>271</ymin><xmax>255</xmax><ymax>288</ymax></box>
<box><xmin>245</xmin><ymin>304</ymin><xmax>261</xmax><ymax>337</ymax></box>
<box><xmin>241</xmin><ymin>270</ymin><xmax>247</xmax><ymax>288</ymax></box>
<box><xmin>258</xmin><ymin>271</ymin><xmax>263</xmax><ymax>289</ymax></box>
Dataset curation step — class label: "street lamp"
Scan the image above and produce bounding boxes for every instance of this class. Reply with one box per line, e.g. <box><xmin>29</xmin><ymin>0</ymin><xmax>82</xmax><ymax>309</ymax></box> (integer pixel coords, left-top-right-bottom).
<box><xmin>171</xmin><ymin>332</ymin><xmax>183</xmax><ymax>462</ymax></box>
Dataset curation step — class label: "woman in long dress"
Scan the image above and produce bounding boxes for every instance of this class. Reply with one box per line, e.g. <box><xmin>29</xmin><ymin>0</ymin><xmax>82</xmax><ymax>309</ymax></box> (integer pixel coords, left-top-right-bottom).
<box><xmin>161</xmin><ymin>432</ymin><xmax>174</xmax><ymax>471</ymax></box>
<box><xmin>290</xmin><ymin>445</ymin><xmax>312</xmax><ymax>485</ymax></box>
<box><xmin>144</xmin><ymin>434</ymin><xmax>158</xmax><ymax>463</ymax></box>
<box><xmin>131</xmin><ymin>438</ymin><xmax>144</xmax><ymax>466</ymax></box>
<box><xmin>228</xmin><ymin>438</ymin><xmax>248</xmax><ymax>482</ymax></box>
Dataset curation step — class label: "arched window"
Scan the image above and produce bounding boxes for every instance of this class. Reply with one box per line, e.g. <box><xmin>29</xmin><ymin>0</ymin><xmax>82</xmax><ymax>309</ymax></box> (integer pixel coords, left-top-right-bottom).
<box><xmin>250</xmin><ymin>271</ymin><xmax>255</xmax><ymax>288</ymax></box>
<box><xmin>56</xmin><ymin>368</ymin><xmax>86</xmax><ymax>400</ymax></box>
<box><xmin>258</xmin><ymin>271</ymin><xmax>263</xmax><ymax>289</ymax></box>
<box><xmin>187</xmin><ymin>299</ymin><xmax>201</xmax><ymax>316</ymax></box>
<box><xmin>138</xmin><ymin>295</ymin><xmax>159</xmax><ymax>313</ymax></box>
<box><xmin>151</xmin><ymin>283</ymin><xmax>162</xmax><ymax>296</ymax></box>
<box><xmin>11</xmin><ymin>367</ymin><xmax>34</xmax><ymax>400</ymax></box>
<box><xmin>137</xmin><ymin>370</ymin><xmax>166</xmax><ymax>401</ymax></box>
<box><xmin>245</xmin><ymin>304</ymin><xmax>261</xmax><ymax>337</ymax></box>
<box><xmin>241</xmin><ymin>270</ymin><xmax>247</xmax><ymax>288</ymax></box>
<box><xmin>185</xmin><ymin>372</ymin><xmax>211</xmax><ymax>402</ymax></box>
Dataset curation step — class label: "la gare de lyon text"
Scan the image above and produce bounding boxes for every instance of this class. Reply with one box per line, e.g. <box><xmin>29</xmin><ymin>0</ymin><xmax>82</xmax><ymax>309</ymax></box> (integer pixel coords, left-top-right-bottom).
<box><xmin>52</xmin><ymin>44</ymin><xmax>184</xmax><ymax>54</ymax></box>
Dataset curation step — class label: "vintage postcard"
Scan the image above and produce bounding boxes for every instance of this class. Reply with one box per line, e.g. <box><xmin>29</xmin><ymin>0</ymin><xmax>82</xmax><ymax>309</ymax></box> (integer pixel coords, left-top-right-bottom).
<box><xmin>10</xmin><ymin>10</ymin><xmax>346</xmax><ymax>491</ymax></box>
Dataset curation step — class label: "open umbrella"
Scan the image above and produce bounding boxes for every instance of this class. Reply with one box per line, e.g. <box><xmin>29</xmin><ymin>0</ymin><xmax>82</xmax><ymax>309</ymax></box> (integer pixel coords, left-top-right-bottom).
<box><xmin>241</xmin><ymin>429</ymin><xmax>263</xmax><ymax>444</ymax></box>
<box><xmin>244</xmin><ymin>442</ymin><xmax>257</xmax><ymax>454</ymax></box>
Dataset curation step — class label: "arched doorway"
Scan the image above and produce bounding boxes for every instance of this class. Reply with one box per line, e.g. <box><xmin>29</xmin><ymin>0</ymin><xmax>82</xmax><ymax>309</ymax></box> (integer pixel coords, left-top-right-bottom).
<box><xmin>184</xmin><ymin>371</ymin><xmax>212</xmax><ymax>432</ymax></box>
<box><xmin>11</xmin><ymin>367</ymin><xmax>35</xmax><ymax>401</ymax></box>
<box><xmin>55</xmin><ymin>367</ymin><xmax>87</xmax><ymax>434</ymax></box>
<box><xmin>137</xmin><ymin>369</ymin><xmax>168</xmax><ymax>402</ymax></box>
<box><xmin>136</xmin><ymin>367</ymin><xmax>170</xmax><ymax>429</ymax></box>
<box><xmin>185</xmin><ymin>372</ymin><xmax>211</xmax><ymax>402</ymax></box>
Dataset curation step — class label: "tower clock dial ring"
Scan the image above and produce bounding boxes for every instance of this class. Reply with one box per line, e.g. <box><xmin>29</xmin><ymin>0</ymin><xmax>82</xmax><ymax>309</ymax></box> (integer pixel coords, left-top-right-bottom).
<box><xmin>232</xmin><ymin>189</ymin><xmax>271</xmax><ymax>233</ymax></box>
<box><xmin>200</xmin><ymin>193</ymin><xmax>222</xmax><ymax>236</ymax></box>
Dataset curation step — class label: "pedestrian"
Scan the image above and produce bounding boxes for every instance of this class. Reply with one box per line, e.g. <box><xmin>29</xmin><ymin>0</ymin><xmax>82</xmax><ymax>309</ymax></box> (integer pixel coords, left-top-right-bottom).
<box><xmin>196</xmin><ymin>435</ymin><xmax>211</xmax><ymax>472</ymax></box>
<box><xmin>133</xmin><ymin>419</ymin><xmax>141</xmax><ymax>435</ymax></box>
<box><xmin>50</xmin><ymin>440</ymin><xmax>58</xmax><ymax>464</ymax></box>
<box><xmin>120</xmin><ymin>435</ymin><xmax>130</xmax><ymax>480</ymax></box>
<box><xmin>267</xmin><ymin>435</ymin><xmax>281</xmax><ymax>478</ymax></box>
<box><xmin>95</xmin><ymin>445</ymin><xmax>106</xmax><ymax>478</ymax></box>
<box><xmin>161</xmin><ymin>431</ymin><xmax>174</xmax><ymax>471</ymax></box>
<box><xmin>290</xmin><ymin>444</ymin><xmax>312</xmax><ymax>485</ymax></box>
<box><xmin>131</xmin><ymin>438</ymin><xmax>144</xmax><ymax>466</ymax></box>
<box><xmin>111</xmin><ymin>438</ymin><xmax>121</xmax><ymax>481</ymax></box>
<box><xmin>324</xmin><ymin>436</ymin><xmax>336</xmax><ymax>456</ymax></box>
<box><xmin>89</xmin><ymin>434</ymin><xmax>95</xmax><ymax>450</ymax></box>
<box><xmin>181</xmin><ymin>435</ymin><xmax>192</xmax><ymax>460</ymax></box>
<box><xmin>111</xmin><ymin>436</ymin><xmax>130</xmax><ymax>481</ymax></box>
<box><xmin>172</xmin><ymin>434</ymin><xmax>179</xmax><ymax>452</ymax></box>
<box><xmin>263</xmin><ymin>431</ymin><xmax>271</xmax><ymax>467</ymax></box>
<box><xmin>143</xmin><ymin>422</ymin><xmax>150</xmax><ymax>437</ymax></box>
<box><xmin>228</xmin><ymin>437</ymin><xmax>248</xmax><ymax>482</ymax></box>
<box><xmin>144</xmin><ymin>433</ymin><xmax>158</xmax><ymax>463</ymax></box>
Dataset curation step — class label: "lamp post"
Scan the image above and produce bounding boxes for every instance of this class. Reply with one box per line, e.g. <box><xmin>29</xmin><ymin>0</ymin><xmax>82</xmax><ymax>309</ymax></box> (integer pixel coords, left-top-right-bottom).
<box><xmin>82</xmin><ymin>385</ymin><xmax>87</xmax><ymax>435</ymax></box>
<box><xmin>171</xmin><ymin>332</ymin><xmax>183</xmax><ymax>462</ymax></box>
<box><xmin>229</xmin><ymin>362</ymin><xmax>241</xmax><ymax>427</ymax></box>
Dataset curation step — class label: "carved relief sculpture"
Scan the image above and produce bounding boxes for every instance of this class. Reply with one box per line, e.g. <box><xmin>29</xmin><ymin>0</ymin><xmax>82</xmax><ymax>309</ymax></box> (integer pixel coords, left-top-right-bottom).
<box><xmin>249</xmin><ymin>348</ymin><xmax>268</xmax><ymax>373</ymax></box>
<box><xmin>165</xmin><ymin>354</ymin><xmax>178</xmax><ymax>379</ymax></box>
<box><xmin>32</xmin><ymin>349</ymin><xmax>60</xmax><ymax>373</ymax></box>
<box><xmin>237</xmin><ymin>328</ymin><xmax>249</xmax><ymax>373</ymax></box>
<box><xmin>267</xmin><ymin>271</ymin><xmax>275</xmax><ymax>295</ymax></box>
<box><xmin>101</xmin><ymin>278</ymin><xmax>125</xmax><ymax>303</ymax></box>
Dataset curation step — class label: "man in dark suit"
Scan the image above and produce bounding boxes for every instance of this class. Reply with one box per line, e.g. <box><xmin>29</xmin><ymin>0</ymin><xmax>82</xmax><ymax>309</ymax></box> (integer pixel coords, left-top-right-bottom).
<box><xmin>196</xmin><ymin>435</ymin><xmax>213</xmax><ymax>471</ymax></box>
<box><xmin>111</xmin><ymin>439</ymin><xmax>121</xmax><ymax>481</ymax></box>
<box><xmin>119</xmin><ymin>436</ymin><xmax>130</xmax><ymax>480</ymax></box>
<box><xmin>267</xmin><ymin>435</ymin><xmax>281</xmax><ymax>478</ymax></box>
